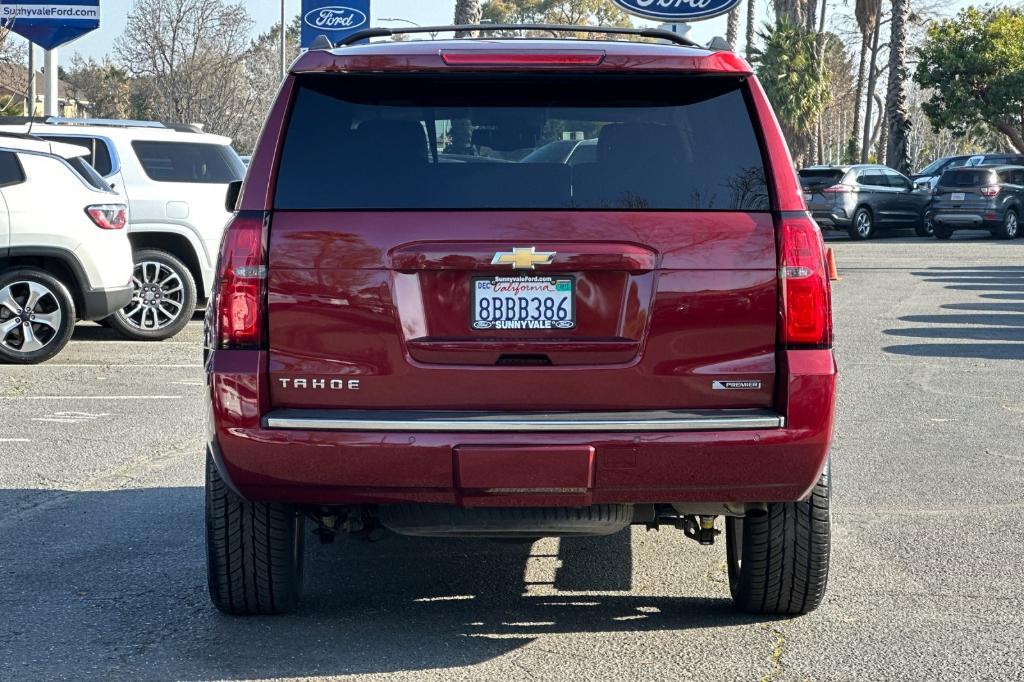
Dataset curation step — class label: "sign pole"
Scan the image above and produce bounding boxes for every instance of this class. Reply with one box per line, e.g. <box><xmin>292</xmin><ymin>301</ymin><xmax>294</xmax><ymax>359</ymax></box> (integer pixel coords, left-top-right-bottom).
<box><xmin>26</xmin><ymin>42</ymin><xmax>36</xmax><ymax>116</ymax></box>
<box><xmin>44</xmin><ymin>47</ymin><xmax>58</xmax><ymax>116</ymax></box>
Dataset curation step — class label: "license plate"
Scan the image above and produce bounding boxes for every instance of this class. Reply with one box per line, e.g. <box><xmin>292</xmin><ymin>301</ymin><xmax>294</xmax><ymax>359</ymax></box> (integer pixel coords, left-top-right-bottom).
<box><xmin>472</xmin><ymin>276</ymin><xmax>575</xmax><ymax>330</ymax></box>
<box><xmin>951</xmin><ymin>192</ymin><xmax>966</xmax><ymax>201</ymax></box>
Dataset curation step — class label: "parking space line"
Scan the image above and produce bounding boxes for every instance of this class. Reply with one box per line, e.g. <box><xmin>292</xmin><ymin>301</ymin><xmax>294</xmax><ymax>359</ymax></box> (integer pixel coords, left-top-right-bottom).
<box><xmin>0</xmin><ymin>438</ymin><xmax>31</xmax><ymax>443</ymax></box>
<box><xmin>0</xmin><ymin>396</ymin><xmax>183</xmax><ymax>400</ymax></box>
<box><xmin>26</xmin><ymin>364</ymin><xmax>203</xmax><ymax>368</ymax></box>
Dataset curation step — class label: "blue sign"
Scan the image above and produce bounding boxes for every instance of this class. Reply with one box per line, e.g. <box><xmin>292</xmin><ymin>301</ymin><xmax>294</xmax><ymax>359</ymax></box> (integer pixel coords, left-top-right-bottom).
<box><xmin>0</xmin><ymin>0</ymin><xmax>100</xmax><ymax>50</ymax></box>
<box><xmin>611</xmin><ymin>0</ymin><xmax>741</xmax><ymax>22</ymax></box>
<box><xmin>300</xmin><ymin>1</ymin><xmax>370</xmax><ymax>49</ymax></box>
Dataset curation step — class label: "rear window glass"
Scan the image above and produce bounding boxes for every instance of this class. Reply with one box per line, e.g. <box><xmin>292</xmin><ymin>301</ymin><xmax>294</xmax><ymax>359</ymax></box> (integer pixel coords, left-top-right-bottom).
<box><xmin>67</xmin><ymin>156</ymin><xmax>112</xmax><ymax>191</ymax></box>
<box><xmin>939</xmin><ymin>169</ymin><xmax>995</xmax><ymax>187</ymax></box>
<box><xmin>131</xmin><ymin>141</ymin><xmax>244</xmax><ymax>183</ymax></box>
<box><xmin>798</xmin><ymin>169</ymin><xmax>843</xmax><ymax>186</ymax></box>
<box><xmin>41</xmin><ymin>135</ymin><xmax>113</xmax><ymax>176</ymax></box>
<box><xmin>0</xmin><ymin>151</ymin><xmax>24</xmax><ymax>186</ymax></box>
<box><xmin>275</xmin><ymin>74</ymin><xmax>769</xmax><ymax>211</ymax></box>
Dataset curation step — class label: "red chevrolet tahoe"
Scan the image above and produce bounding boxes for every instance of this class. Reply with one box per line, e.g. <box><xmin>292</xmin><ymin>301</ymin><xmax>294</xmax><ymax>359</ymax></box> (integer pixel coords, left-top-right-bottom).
<box><xmin>205</xmin><ymin>26</ymin><xmax>836</xmax><ymax>617</ymax></box>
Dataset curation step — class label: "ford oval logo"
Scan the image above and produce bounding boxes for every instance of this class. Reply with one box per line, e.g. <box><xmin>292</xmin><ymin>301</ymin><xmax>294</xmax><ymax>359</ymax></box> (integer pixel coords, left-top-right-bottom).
<box><xmin>303</xmin><ymin>6</ymin><xmax>368</xmax><ymax>32</ymax></box>
<box><xmin>611</xmin><ymin>0</ymin><xmax>743</xmax><ymax>21</ymax></box>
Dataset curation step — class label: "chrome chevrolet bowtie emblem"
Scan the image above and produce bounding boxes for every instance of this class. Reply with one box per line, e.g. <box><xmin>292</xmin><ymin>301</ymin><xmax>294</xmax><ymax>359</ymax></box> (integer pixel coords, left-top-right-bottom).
<box><xmin>491</xmin><ymin>247</ymin><xmax>556</xmax><ymax>270</ymax></box>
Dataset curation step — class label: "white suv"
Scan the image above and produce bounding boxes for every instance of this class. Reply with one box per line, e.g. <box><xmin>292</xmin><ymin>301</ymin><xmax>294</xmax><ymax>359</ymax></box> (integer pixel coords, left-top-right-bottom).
<box><xmin>0</xmin><ymin>134</ymin><xmax>132</xmax><ymax>363</ymax></box>
<box><xmin>0</xmin><ymin>118</ymin><xmax>246</xmax><ymax>340</ymax></box>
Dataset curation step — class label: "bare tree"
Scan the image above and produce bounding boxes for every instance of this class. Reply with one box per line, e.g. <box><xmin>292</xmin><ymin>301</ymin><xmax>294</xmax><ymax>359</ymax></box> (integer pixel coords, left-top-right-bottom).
<box><xmin>115</xmin><ymin>0</ymin><xmax>258</xmax><ymax>140</ymax></box>
<box><xmin>0</xmin><ymin>28</ymin><xmax>28</xmax><ymax>114</ymax></box>
<box><xmin>852</xmin><ymin>0</ymin><xmax>880</xmax><ymax>160</ymax></box>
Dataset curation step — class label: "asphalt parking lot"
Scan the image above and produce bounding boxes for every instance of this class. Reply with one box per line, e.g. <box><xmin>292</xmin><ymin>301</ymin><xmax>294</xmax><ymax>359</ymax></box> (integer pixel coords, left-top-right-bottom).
<box><xmin>1</xmin><ymin>230</ymin><xmax>1022</xmax><ymax>681</ymax></box>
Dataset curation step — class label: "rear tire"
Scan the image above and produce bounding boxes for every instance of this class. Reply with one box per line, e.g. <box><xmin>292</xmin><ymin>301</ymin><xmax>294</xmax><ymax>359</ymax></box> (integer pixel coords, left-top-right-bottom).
<box><xmin>205</xmin><ymin>453</ymin><xmax>305</xmax><ymax>615</ymax></box>
<box><xmin>994</xmin><ymin>209</ymin><xmax>1019</xmax><ymax>240</ymax></box>
<box><xmin>106</xmin><ymin>249</ymin><xmax>196</xmax><ymax>341</ymax></box>
<box><xmin>847</xmin><ymin>208</ymin><xmax>874</xmax><ymax>240</ymax></box>
<box><xmin>933</xmin><ymin>226</ymin><xmax>953</xmax><ymax>240</ymax></box>
<box><xmin>726</xmin><ymin>462</ymin><xmax>831</xmax><ymax>615</ymax></box>
<box><xmin>914</xmin><ymin>211</ymin><xmax>934</xmax><ymax>238</ymax></box>
<box><xmin>0</xmin><ymin>268</ymin><xmax>76</xmax><ymax>365</ymax></box>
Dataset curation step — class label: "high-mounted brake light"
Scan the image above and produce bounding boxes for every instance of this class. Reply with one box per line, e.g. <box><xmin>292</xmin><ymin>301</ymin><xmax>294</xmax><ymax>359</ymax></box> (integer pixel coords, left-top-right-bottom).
<box><xmin>440</xmin><ymin>50</ymin><xmax>606</xmax><ymax>66</ymax></box>
<box><xmin>822</xmin><ymin>184</ymin><xmax>854</xmax><ymax>194</ymax></box>
<box><xmin>779</xmin><ymin>216</ymin><xmax>832</xmax><ymax>348</ymax></box>
<box><xmin>215</xmin><ymin>212</ymin><xmax>267</xmax><ymax>349</ymax></box>
<box><xmin>86</xmin><ymin>204</ymin><xmax>127</xmax><ymax>230</ymax></box>
<box><xmin>979</xmin><ymin>185</ymin><xmax>1001</xmax><ymax>197</ymax></box>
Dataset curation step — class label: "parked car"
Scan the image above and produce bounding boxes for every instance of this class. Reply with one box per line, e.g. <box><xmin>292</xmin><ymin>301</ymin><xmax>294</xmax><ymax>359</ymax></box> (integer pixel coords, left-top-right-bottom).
<box><xmin>205</xmin><ymin>26</ymin><xmax>836</xmax><ymax>616</ymax></box>
<box><xmin>0</xmin><ymin>134</ymin><xmax>131</xmax><ymax>364</ymax></box>
<box><xmin>0</xmin><ymin>117</ymin><xmax>246</xmax><ymax>341</ymax></box>
<box><xmin>912</xmin><ymin>152</ymin><xmax>1024</xmax><ymax>191</ymax></box>
<box><xmin>930</xmin><ymin>165</ymin><xmax>1023</xmax><ymax>240</ymax></box>
<box><xmin>800</xmin><ymin>164</ymin><xmax>932</xmax><ymax>239</ymax></box>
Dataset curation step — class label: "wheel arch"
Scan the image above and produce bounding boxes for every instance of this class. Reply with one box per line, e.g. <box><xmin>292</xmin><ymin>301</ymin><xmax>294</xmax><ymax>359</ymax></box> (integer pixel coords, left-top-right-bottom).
<box><xmin>0</xmin><ymin>248</ymin><xmax>86</xmax><ymax>314</ymax></box>
<box><xmin>128</xmin><ymin>231</ymin><xmax>207</xmax><ymax>301</ymax></box>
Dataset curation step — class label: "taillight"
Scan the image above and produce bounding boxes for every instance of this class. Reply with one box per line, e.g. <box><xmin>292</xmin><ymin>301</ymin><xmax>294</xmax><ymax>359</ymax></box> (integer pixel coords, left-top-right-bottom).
<box><xmin>779</xmin><ymin>216</ymin><xmax>832</xmax><ymax>348</ymax></box>
<box><xmin>215</xmin><ymin>212</ymin><xmax>267</xmax><ymax>349</ymax></box>
<box><xmin>440</xmin><ymin>50</ymin><xmax>606</xmax><ymax>66</ymax></box>
<box><xmin>86</xmin><ymin>204</ymin><xmax>127</xmax><ymax>229</ymax></box>
<box><xmin>980</xmin><ymin>185</ymin><xmax>1000</xmax><ymax>197</ymax></box>
<box><xmin>822</xmin><ymin>184</ymin><xmax>854</xmax><ymax>194</ymax></box>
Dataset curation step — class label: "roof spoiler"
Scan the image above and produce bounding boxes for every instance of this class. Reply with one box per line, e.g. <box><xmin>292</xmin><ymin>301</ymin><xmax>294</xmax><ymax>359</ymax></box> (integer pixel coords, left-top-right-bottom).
<box><xmin>334</xmin><ymin>23</ymin><xmax>699</xmax><ymax>48</ymax></box>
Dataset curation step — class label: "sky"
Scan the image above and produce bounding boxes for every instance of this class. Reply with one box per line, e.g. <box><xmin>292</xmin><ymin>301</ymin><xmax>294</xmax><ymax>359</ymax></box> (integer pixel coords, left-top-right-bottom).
<box><xmin>12</xmin><ymin>0</ymin><xmax>980</xmax><ymax>67</ymax></box>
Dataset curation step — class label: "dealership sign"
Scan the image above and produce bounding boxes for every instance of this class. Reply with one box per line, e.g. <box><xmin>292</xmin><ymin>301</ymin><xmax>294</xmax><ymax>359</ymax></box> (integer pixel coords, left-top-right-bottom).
<box><xmin>0</xmin><ymin>0</ymin><xmax>100</xmax><ymax>49</ymax></box>
<box><xmin>300</xmin><ymin>0</ymin><xmax>370</xmax><ymax>49</ymax></box>
<box><xmin>610</xmin><ymin>0</ymin><xmax>742</xmax><ymax>21</ymax></box>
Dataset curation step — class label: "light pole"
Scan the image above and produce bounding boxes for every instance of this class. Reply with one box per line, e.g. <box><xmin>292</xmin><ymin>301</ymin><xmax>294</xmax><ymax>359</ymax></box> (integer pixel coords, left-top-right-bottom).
<box><xmin>280</xmin><ymin>0</ymin><xmax>287</xmax><ymax>80</ymax></box>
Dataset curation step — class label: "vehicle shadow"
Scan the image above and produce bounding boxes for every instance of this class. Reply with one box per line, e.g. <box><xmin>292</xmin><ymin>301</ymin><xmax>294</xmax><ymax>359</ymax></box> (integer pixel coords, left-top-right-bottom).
<box><xmin>882</xmin><ymin>266</ymin><xmax>1024</xmax><ymax>359</ymax></box>
<box><xmin>0</xmin><ymin>487</ymin><xmax>767</xmax><ymax>681</ymax></box>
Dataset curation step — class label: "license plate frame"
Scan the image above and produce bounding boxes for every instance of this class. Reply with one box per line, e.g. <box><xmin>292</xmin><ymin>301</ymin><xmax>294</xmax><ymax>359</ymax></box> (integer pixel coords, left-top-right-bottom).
<box><xmin>471</xmin><ymin>275</ymin><xmax>576</xmax><ymax>331</ymax></box>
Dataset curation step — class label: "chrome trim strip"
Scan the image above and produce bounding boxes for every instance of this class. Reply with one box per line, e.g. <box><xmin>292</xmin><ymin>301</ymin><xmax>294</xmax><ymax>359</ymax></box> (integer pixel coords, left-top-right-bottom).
<box><xmin>263</xmin><ymin>410</ymin><xmax>785</xmax><ymax>433</ymax></box>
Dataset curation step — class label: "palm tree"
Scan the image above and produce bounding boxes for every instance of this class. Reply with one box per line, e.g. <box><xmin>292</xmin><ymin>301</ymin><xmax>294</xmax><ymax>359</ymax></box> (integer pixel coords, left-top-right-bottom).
<box><xmin>884</xmin><ymin>0</ymin><xmax>911</xmax><ymax>173</ymax></box>
<box><xmin>859</xmin><ymin>0</ymin><xmax>883</xmax><ymax>162</ymax></box>
<box><xmin>855</xmin><ymin>0</ymin><xmax>881</xmax><ymax>161</ymax></box>
<box><xmin>753</xmin><ymin>20</ymin><xmax>832</xmax><ymax>167</ymax></box>
<box><xmin>745</xmin><ymin>0</ymin><xmax>756</xmax><ymax>59</ymax></box>
<box><xmin>727</xmin><ymin>7</ymin><xmax>740</xmax><ymax>47</ymax></box>
<box><xmin>453</xmin><ymin>0</ymin><xmax>481</xmax><ymax>38</ymax></box>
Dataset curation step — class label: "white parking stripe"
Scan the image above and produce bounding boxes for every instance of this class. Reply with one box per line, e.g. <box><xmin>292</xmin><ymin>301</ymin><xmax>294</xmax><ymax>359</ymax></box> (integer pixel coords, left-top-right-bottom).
<box><xmin>27</xmin><ymin>364</ymin><xmax>202</xmax><ymax>368</ymax></box>
<box><xmin>0</xmin><ymin>438</ymin><xmax>30</xmax><ymax>443</ymax></box>
<box><xmin>0</xmin><ymin>396</ymin><xmax>183</xmax><ymax>400</ymax></box>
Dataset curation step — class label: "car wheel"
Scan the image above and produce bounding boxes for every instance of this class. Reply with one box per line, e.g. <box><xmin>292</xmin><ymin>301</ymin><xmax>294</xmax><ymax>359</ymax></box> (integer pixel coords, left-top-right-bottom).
<box><xmin>726</xmin><ymin>461</ymin><xmax>831</xmax><ymax>615</ymax></box>
<box><xmin>205</xmin><ymin>452</ymin><xmax>305</xmax><ymax>615</ymax></box>
<box><xmin>914</xmin><ymin>211</ymin><xmax>934</xmax><ymax>238</ymax></box>
<box><xmin>848</xmin><ymin>208</ymin><xmax>874</xmax><ymax>240</ymax></box>
<box><xmin>994</xmin><ymin>209</ymin><xmax>1019</xmax><ymax>240</ymax></box>
<box><xmin>0</xmin><ymin>268</ymin><xmax>76</xmax><ymax>365</ymax></box>
<box><xmin>933</xmin><ymin>227</ymin><xmax>953</xmax><ymax>240</ymax></box>
<box><xmin>106</xmin><ymin>249</ymin><xmax>197</xmax><ymax>341</ymax></box>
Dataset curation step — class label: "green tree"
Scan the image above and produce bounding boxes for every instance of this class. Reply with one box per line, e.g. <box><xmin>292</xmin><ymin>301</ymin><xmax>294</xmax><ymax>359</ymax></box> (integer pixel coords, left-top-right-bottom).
<box><xmin>915</xmin><ymin>7</ymin><xmax>1024</xmax><ymax>153</ymax></box>
<box><xmin>753</xmin><ymin>21</ymin><xmax>832</xmax><ymax>165</ymax></box>
<box><xmin>480</xmin><ymin>0</ymin><xmax>632</xmax><ymax>37</ymax></box>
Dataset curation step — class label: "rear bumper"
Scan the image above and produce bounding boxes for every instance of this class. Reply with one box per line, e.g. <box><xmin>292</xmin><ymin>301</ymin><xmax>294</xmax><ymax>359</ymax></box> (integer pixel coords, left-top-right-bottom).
<box><xmin>207</xmin><ymin>349</ymin><xmax>836</xmax><ymax>507</ymax></box>
<box><xmin>80</xmin><ymin>284</ymin><xmax>133</xmax><ymax>321</ymax></box>
<box><xmin>933</xmin><ymin>212</ymin><xmax>996</xmax><ymax>229</ymax></box>
<box><xmin>810</xmin><ymin>209</ymin><xmax>850</xmax><ymax>229</ymax></box>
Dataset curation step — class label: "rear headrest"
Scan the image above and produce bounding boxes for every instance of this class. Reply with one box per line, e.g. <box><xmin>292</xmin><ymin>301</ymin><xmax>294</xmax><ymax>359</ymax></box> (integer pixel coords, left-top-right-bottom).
<box><xmin>597</xmin><ymin>123</ymin><xmax>685</xmax><ymax>167</ymax></box>
<box><xmin>353</xmin><ymin>120</ymin><xmax>429</xmax><ymax>164</ymax></box>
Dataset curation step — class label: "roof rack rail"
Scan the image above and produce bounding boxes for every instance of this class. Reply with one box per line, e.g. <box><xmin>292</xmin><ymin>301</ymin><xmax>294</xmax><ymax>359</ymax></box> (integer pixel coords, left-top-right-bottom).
<box><xmin>0</xmin><ymin>116</ymin><xmax>203</xmax><ymax>133</ymax></box>
<box><xmin>335</xmin><ymin>23</ymin><xmax>699</xmax><ymax>48</ymax></box>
